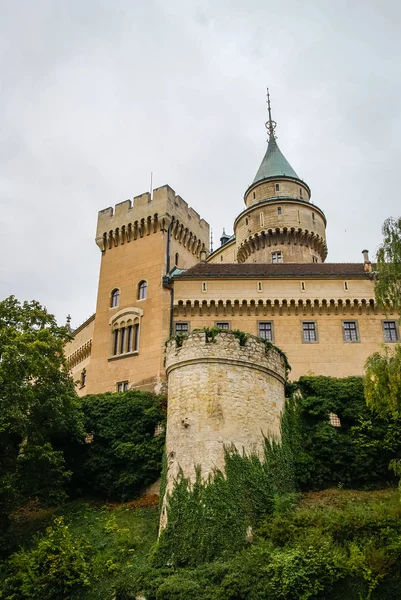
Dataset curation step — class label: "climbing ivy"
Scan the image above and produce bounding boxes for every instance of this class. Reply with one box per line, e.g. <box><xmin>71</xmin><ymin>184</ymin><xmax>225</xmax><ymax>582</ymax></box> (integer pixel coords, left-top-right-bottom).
<box><xmin>155</xmin><ymin>401</ymin><xmax>297</xmax><ymax>567</ymax></box>
<box><xmin>263</xmin><ymin>340</ymin><xmax>291</xmax><ymax>378</ymax></box>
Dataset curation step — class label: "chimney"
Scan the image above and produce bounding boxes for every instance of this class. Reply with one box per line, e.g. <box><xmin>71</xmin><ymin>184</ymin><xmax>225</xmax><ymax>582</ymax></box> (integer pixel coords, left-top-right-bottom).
<box><xmin>362</xmin><ymin>249</ymin><xmax>372</xmax><ymax>273</ymax></box>
<box><xmin>200</xmin><ymin>249</ymin><xmax>207</xmax><ymax>263</ymax></box>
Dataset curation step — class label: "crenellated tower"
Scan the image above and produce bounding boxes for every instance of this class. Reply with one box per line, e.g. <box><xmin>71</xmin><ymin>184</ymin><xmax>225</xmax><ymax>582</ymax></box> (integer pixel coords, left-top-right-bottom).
<box><xmin>234</xmin><ymin>90</ymin><xmax>328</xmax><ymax>264</ymax></box>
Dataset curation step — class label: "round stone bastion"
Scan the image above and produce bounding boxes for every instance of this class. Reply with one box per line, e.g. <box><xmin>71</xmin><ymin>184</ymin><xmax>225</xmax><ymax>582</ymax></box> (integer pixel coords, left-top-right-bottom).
<box><xmin>161</xmin><ymin>330</ymin><xmax>286</xmax><ymax>525</ymax></box>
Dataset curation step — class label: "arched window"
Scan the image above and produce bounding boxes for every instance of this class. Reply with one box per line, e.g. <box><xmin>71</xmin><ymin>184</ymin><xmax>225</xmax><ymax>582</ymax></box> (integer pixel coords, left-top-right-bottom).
<box><xmin>109</xmin><ymin>307</ymin><xmax>143</xmax><ymax>357</ymax></box>
<box><xmin>138</xmin><ymin>280</ymin><xmax>147</xmax><ymax>300</ymax></box>
<box><xmin>175</xmin><ymin>253</ymin><xmax>179</xmax><ymax>267</ymax></box>
<box><xmin>111</xmin><ymin>289</ymin><xmax>120</xmax><ymax>308</ymax></box>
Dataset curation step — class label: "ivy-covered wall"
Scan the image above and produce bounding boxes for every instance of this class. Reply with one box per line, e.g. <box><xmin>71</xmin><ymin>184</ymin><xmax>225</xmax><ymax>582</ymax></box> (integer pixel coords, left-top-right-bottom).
<box><xmin>162</xmin><ymin>330</ymin><xmax>287</xmax><ymax>527</ymax></box>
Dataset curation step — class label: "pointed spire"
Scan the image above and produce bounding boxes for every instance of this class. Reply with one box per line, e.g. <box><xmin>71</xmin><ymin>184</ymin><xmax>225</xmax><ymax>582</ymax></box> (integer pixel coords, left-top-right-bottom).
<box><xmin>251</xmin><ymin>88</ymin><xmax>300</xmax><ymax>185</ymax></box>
<box><xmin>265</xmin><ymin>87</ymin><xmax>277</xmax><ymax>141</ymax></box>
<box><xmin>220</xmin><ymin>228</ymin><xmax>230</xmax><ymax>247</ymax></box>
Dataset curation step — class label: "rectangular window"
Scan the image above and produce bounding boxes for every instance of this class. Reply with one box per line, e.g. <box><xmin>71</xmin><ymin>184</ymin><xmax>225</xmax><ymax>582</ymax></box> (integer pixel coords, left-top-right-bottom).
<box><xmin>259</xmin><ymin>322</ymin><xmax>273</xmax><ymax>342</ymax></box>
<box><xmin>303</xmin><ymin>321</ymin><xmax>317</xmax><ymax>342</ymax></box>
<box><xmin>275</xmin><ymin>183</ymin><xmax>280</xmax><ymax>192</ymax></box>
<box><xmin>277</xmin><ymin>207</ymin><xmax>282</xmax><ymax>215</ymax></box>
<box><xmin>216</xmin><ymin>322</ymin><xmax>230</xmax><ymax>330</ymax></box>
<box><xmin>202</xmin><ymin>282</ymin><xmax>207</xmax><ymax>292</ymax></box>
<box><xmin>119</xmin><ymin>327</ymin><xmax>126</xmax><ymax>354</ymax></box>
<box><xmin>271</xmin><ymin>251</ymin><xmax>283</xmax><ymax>264</ymax></box>
<box><xmin>175</xmin><ymin>322</ymin><xmax>189</xmax><ymax>334</ymax></box>
<box><xmin>117</xmin><ymin>381</ymin><xmax>129</xmax><ymax>393</ymax></box>
<box><xmin>133</xmin><ymin>324</ymin><xmax>140</xmax><ymax>351</ymax></box>
<box><xmin>343</xmin><ymin>321</ymin><xmax>359</xmax><ymax>342</ymax></box>
<box><xmin>113</xmin><ymin>329</ymin><xmax>119</xmax><ymax>355</ymax></box>
<box><xmin>383</xmin><ymin>321</ymin><xmax>398</xmax><ymax>342</ymax></box>
<box><xmin>127</xmin><ymin>325</ymin><xmax>133</xmax><ymax>352</ymax></box>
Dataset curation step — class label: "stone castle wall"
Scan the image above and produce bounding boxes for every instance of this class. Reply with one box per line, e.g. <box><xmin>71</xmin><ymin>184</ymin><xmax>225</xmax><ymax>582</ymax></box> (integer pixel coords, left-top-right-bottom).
<box><xmin>161</xmin><ymin>331</ymin><xmax>286</xmax><ymax>525</ymax></box>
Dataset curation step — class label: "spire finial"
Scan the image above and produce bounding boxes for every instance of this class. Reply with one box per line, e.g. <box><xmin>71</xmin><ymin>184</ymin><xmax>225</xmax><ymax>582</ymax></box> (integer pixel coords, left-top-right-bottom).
<box><xmin>265</xmin><ymin>87</ymin><xmax>277</xmax><ymax>141</ymax></box>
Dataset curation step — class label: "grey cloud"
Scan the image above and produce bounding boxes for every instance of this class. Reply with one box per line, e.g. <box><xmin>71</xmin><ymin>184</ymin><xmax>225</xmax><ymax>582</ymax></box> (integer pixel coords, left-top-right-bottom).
<box><xmin>1</xmin><ymin>0</ymin><xmax>400</xmax><ymax>327</ymax></box>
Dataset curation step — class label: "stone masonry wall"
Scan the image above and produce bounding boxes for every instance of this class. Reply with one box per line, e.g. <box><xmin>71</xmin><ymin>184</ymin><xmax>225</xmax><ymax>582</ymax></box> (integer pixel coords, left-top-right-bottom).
<box><xmin>161</xmin><ymin>331</ymin><xmax>286</xmax><ymax>526</ymax></box>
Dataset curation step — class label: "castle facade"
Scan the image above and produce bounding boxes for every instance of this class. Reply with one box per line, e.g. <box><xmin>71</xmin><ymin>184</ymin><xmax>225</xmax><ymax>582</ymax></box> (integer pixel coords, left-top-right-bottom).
<box><xmin>65</xmin><ymin>101</ymin><xmax>399</xmax><ymax>393</ymax></box>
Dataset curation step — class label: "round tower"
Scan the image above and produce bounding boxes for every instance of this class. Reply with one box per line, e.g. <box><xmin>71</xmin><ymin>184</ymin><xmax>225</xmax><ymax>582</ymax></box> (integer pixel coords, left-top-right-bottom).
<box><xmin>234</xmin><ymin>91</ymin><xmax>328</xmax><ymax>264</ymax></box>
<box><xmin>160</xmin><ymin>330</ymin><xmax>286</xmax><ymax>528</ymax></box>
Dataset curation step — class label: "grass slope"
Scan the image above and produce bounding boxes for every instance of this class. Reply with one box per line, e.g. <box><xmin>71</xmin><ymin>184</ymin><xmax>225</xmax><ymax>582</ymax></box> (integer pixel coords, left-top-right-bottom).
<box><xmin>1</xmin><ymin>488</ymin><xmax>401</xmax><ymax>600</ymax></box>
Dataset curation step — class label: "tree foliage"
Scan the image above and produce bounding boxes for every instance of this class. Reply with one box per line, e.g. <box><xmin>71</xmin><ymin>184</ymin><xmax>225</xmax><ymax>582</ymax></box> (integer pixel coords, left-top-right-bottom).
<box><xmin>293</xmin><ymin>376</ymin><xmax>401</xmax><ymax>489</ymax></box>
<box><xmin>374</xmin><ymin>216</ymin><xmax>401</xmax><ymax>315</ymax></box>
<box><xmin>0</xmin><ymin>296</ymin><xmax>83</xmax><ymax>519</ymax></box>
<box><xmin>65</xmin><ymin>391</ymin><xmax>166</xmax><ymax>500</ymax></box>
<box><xmin>365</xmin><ymin>345</ymin><xmax>401</xmax><ymax>419</ymax></box>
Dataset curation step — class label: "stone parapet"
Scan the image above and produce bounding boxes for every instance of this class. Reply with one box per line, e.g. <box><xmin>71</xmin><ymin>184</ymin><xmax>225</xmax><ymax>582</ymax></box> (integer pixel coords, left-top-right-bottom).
<box><xmin>95</xmin><ymin>184</ymin><xmax>209</xmax><ymax>256</ymax></box>
<box><xmin>165</xmin><ymin>330</ymin><xmax>286</xmax><ymax>383</ymax></box>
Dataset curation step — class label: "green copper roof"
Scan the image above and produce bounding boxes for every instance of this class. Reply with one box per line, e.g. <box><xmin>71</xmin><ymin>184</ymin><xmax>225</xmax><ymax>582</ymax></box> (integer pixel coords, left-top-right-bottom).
<box><xmin>253</xmin><ymin>135</ymin><xmax>300</xmax><ymax>184</ymax></box>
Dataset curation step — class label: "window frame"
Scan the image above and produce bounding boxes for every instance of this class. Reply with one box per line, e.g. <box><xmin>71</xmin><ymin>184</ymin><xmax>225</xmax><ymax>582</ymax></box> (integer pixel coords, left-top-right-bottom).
<box><xmin>258</xmin><ymin>321</ymin><xmax>274</xmax><ymax>342</ymax></box>
<box><xmin>215</xmin><ymin>321</ymin><xmax>231</xmax><ymax>331</ymax></box>
<box><xmin>108</xmin><ymin>307</ymin><xmax>143</xmax><ymax>360</ymax></box>
<box><xmin>138</xmin><ymin>280</ymin><xmax>147</xmax><ymax>300</ymax></box>
<box><xmin>302</xmin><ymin>321</ymin><xmax>318</xmax><ymax>343</ymax></box>
<box><xmin>117</xmin><ymin>380</ymin><xmax>129</xmax><ymax>393</ymax></box>
<box><xmin>271</xmin><ymin>251</ymin><xmax>283</xmax><ymax>264</ymax></box>
<box><xmin>110</xmin><ymin>288</ymin><xmax>120</xmax><ymax>308</ymax></box>
<box><xmin>342</xmin><ymin>320</ymin><xmax>360</xmax><ymax>343</ymax></box>
<box><xmin>174</xmin><ymin>321</ymin><xmax>190</xmax><ymax>334</ymax></box>
<box><xmin>382</xmin><ymin>320</ymin><xmax>399</xmax><ymax>343</ymax></box>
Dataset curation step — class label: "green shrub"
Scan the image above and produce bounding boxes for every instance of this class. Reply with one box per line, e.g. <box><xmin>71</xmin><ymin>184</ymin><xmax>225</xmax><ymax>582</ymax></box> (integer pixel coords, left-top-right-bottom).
<box><xmin>293</xmin><ymin>376</ymin><xmax>401</xmax><ymax>489</ymax></box>
<box><xmin>64</xmin><ymin>391</ymin><xmax>166</xmax><ymax>501</ymax></box>
<box><xmin>1</xmin><ymin>517</ymin><xmax>92</xmax><ymax>599</ymax></box>
<box><xmin>156</xmin><ymin>575</ymin><xmax>204</xmax><ymax>600</ymax></box>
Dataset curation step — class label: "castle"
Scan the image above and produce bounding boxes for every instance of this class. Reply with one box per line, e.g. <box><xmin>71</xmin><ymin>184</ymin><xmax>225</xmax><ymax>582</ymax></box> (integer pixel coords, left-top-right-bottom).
<box><xmin>65</xmin><ymin>95</ymin><xmax>399</xmax><ymax>395</ymax></box>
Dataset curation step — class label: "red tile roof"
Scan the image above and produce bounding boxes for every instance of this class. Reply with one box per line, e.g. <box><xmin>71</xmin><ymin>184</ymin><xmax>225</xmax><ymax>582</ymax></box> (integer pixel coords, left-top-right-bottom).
<box><xmin>173</xmin><ymin>263</ymin><xmax>375</xmax><ymax>279</ymax></box>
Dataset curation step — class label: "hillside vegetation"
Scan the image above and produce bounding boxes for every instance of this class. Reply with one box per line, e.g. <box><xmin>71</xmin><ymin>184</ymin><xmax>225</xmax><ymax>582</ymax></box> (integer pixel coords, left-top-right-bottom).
<box><xmin>1</xmin><ymin>488</ymin><xmax>400</xmax><ymax>600</ymax></box>
<box><xmin>1</xmin><ymin>302</ymin><xmax>401</xmax><ymax>600</ymax></box>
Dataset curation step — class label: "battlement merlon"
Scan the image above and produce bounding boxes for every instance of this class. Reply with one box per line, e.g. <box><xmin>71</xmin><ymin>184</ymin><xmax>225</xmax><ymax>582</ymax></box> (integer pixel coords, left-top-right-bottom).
<box><xmin>95</xmin><ymin>184</ymin><xmax>210</xmax><ymax>252</ymax></box>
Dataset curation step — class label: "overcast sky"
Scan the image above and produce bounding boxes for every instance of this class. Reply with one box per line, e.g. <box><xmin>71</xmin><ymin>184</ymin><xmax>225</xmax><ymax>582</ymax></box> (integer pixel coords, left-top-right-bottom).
<box><xmin>1</xmin><ymin>0</ymin><xmax>400</xmax><ymax>328</ymax></box>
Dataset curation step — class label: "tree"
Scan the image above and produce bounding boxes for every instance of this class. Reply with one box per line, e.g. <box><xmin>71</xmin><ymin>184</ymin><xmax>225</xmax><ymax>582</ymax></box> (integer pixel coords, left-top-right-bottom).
<box><xmin>0</xmin><ymin>296</ymin><xmax>83</xmax><ymax>521</ymax></box>
<box><xmin>365</xmin><ymin>345</ymin><xmax>401</xmax><ymax>419</ymax></box>
<box><xmin>374</xmin><ymin>216</ymin><xmax>401</xmax><ymax>315</ymax></box>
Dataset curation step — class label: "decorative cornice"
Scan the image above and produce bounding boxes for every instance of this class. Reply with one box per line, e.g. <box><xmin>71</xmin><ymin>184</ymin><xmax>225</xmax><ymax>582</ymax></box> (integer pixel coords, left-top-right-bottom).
<box><xmin>95</xmin><ymin>213</ymin><xmax>207</xmax><ymax>258</ymax></box>
<box><xmin>109</xmin><ymin>306</ymin><xmax>144</xmax><ymax>326</ymax></box>
<box><xmin>66</xmin><ymin>339</ymin><xmax>92</xmax><ymax>369</ymax></box>
<box><xmin>236</xmin><ymin>227</ymin><xmax>328</xmax><ymax>263</ymax></box>
<box><xmin>173</xmin><ymin>297</ymin><xmax>391</xmax><ymax>317</ymax></box>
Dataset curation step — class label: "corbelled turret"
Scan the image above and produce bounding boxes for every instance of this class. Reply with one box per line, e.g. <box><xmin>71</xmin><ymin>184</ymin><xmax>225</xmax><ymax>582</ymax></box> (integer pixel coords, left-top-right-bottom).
<box><xmin>234</xmin><ymin>89</ymin><xmax>327</xmax><ymax>264</ymax></box>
